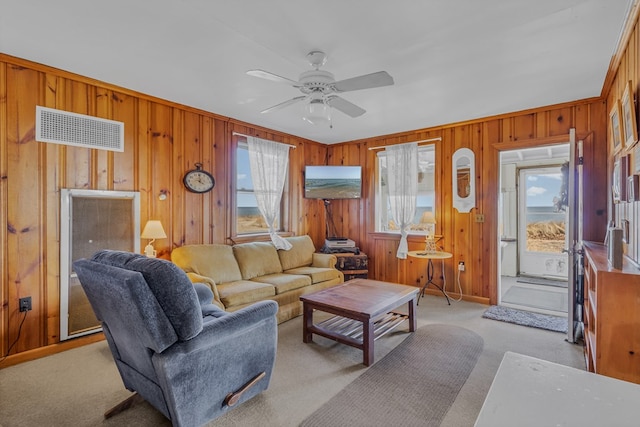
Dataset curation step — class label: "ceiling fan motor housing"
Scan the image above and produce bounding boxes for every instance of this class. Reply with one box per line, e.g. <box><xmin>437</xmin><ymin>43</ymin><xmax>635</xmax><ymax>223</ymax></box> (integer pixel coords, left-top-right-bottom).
<box><xmin>299</xmin><ymin>70</ymin><xmax>336</xmax><ymax>94</ymax></box>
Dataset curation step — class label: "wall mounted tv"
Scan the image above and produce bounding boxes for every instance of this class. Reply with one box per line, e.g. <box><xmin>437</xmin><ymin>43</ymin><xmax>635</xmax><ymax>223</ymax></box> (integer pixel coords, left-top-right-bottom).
<box><xmin>304</xmin><ymin>165</ymin><xmax>362</xmax><ymax>199</ymax></box>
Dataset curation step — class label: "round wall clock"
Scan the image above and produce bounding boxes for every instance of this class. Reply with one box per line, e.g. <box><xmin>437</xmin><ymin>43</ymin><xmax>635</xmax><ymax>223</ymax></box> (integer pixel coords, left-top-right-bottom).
<box><xmin>183</xmin><ymin>163</ymin><xmax>215</xmax><ymax>193</ymax></box>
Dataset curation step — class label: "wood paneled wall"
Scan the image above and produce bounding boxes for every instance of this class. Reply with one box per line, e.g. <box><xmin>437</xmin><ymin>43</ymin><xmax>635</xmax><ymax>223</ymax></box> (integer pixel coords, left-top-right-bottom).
<box><xmin>604</xmin><ymin>3</ymin><xmax>640</xmax><ymax>264</ymax></box>
<box><xmin>0</xmin><ymin>54</ymin><xmax>327</xmax><ymax>362</ymax></box>
<box><xmin>327</xmin><ymin>103</ymin><xmax>609</xmax><ymax>304</ymax></box>
<box><xmin>0</xmin><ymin>45</ymin><xmax>617</xmax><ymax>363</ymax></box>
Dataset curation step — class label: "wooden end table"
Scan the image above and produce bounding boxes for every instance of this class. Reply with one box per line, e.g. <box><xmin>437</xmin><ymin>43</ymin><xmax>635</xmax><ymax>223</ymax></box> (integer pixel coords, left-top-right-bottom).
<box><xmin>300</xmin><ymin>278</ymin><xmax>418</xmax><ymax>366</ymax></box>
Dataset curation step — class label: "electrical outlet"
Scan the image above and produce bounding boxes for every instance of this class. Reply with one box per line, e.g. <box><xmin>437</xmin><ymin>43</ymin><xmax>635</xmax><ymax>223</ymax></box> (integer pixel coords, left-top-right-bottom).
<box><xmin>458</xmin><ymin>261</ymin><xmax>465</xmax><ymax>272</ymax></box>
<box><xmin>475</xmin><ymin>214</ymin><xmax>485</xmax><ymax>223</ymax></box>
<box><xmin>19</xmin><ymin>296</ymin><xmax>32</xmax><ymax>312</ymax></box>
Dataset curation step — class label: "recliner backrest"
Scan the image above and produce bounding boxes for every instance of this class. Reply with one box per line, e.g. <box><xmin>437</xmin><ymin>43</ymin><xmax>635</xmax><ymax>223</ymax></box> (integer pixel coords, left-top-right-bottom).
<box><xmin>89</xmin><ymin>250</ymin><xmax>203</xmax><ymax>340</ymax></box>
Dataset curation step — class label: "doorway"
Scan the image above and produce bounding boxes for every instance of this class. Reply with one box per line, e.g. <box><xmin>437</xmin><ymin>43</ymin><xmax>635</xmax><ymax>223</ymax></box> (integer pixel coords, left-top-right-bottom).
<box><xmin>499</xmin><ymin>144</ymin><xmax>570</xmax><ymax>316</ymax></box>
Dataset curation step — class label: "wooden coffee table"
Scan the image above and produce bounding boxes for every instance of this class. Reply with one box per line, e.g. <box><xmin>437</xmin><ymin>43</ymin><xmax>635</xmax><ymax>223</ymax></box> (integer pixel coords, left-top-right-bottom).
<box><xmin>300</xmin><ymin>278</ymin><xmax>418</xmax><ymax>366</ymax></box>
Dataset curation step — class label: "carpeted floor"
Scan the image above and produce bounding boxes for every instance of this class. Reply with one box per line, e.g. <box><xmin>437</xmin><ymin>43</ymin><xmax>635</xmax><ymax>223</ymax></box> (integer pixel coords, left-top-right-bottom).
<box><xmin>300</xmin><ymin>324</ymin><xmax>483</xmax><ymax>427</ymax></box>
<box><xmin>482</xmin><ymin>305</ymin><xmax>568</xmax><ymax>333</ymax></box>
<box><xmin>0</xmin><ymin>296</ymin><xmax>585</xmax><ymax>427</ymax></box>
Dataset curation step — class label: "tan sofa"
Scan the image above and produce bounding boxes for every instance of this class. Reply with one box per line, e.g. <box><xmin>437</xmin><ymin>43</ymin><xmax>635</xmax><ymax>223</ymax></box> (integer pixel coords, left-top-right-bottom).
<box><xmin>171</xmin><ymin>235</ymin><xmax>344</xmax><ymax>323</ymax></box>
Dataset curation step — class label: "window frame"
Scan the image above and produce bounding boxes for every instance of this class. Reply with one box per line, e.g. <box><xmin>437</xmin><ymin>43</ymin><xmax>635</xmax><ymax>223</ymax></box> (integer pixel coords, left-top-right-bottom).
<box><xmin>230</xmin><ymin>135</ymin><xmax>291</xmax><ymax>242</ymax></box>
<box><xmin>374</xmin><ymin>143</ymin><xmax>438</xmax><ymax>236</ymax></box>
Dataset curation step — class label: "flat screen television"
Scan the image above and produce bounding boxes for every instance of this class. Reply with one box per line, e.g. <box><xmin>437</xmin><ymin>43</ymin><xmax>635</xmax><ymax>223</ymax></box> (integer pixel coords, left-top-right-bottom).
<box><xmin>304</xmin><ymin>165</ymin><xmax>362</xmax><ymax>199</ymax></box>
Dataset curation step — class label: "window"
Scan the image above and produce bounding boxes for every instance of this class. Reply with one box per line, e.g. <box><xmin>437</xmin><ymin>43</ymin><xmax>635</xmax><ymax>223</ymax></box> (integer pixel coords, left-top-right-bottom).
<box><xmin>235</xmin><ymin>140</ymin><xmax>286</xmax><ymax>235</ymax></box>
<box><xmin>376</xmin><ymin>144</ymin><xmax>435</xmax><ymax>233</ymax></box>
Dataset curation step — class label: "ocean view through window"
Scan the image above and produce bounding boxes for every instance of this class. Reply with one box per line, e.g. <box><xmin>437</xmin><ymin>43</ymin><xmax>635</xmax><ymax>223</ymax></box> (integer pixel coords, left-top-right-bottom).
<box><xmin>376</xmin><ymin>144</ymin><xmax>436</xmax><ymax>233</ymax></box>
<box><xmin>522</xmin><ymin>166</ymin><xmax>566</xmax><ymax>254</ymax></box>
<box><xmin>236</xmin><ymin>141</ymin><xmax>283</xmax><ymax>234</ymax></box>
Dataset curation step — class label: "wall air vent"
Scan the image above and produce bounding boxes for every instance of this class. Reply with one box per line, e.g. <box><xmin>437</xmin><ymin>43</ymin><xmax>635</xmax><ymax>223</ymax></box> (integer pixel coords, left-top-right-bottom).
<box><xmin>36</xmin><ymin>106</ymin><xmax>124</xmax><ymax>152</ymax></box>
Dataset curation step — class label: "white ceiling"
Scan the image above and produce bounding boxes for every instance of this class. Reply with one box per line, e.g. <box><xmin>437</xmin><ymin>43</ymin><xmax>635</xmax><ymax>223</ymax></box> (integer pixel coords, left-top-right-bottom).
<box><xmin>0</xmin><ymin>0</ymin><xmax>634</xmax><ymax>144</ymax></box>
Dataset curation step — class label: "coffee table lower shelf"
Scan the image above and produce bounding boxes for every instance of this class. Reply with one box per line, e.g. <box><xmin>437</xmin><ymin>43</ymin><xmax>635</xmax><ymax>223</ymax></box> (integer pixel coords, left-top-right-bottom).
<box><xmin>313</xmin><ymin>312</ymin><xmax>409</xmax><ymax>344</ymax></box>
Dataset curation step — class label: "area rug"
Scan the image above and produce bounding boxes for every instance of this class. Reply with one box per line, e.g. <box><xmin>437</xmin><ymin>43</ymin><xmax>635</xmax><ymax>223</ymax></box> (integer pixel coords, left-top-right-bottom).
<box><xmin>502</xmin><ymin>285</ymin><xmax>568</xmax><ymax>312</ymax></box>
<box><xmin>300</xmin><ymin>324</ymin><xmax>484</xmax><ymax>427</ymax></box>
<box><xmin>482</xmin><ymin>305</ymin><xmax>567</xmax><ymax>333</ymax></box>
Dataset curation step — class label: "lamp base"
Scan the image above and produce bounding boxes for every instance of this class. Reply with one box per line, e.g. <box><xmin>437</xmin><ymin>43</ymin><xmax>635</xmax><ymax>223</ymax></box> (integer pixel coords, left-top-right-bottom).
<box><xmin>144</xmin><ymin>243</ymin><xmax>157</xmax><ymax>258</ymax></box>
<box><xmin>424</xmin><ymin>237</ymin><xmax>438</xmax><ymax>254</ymax></box>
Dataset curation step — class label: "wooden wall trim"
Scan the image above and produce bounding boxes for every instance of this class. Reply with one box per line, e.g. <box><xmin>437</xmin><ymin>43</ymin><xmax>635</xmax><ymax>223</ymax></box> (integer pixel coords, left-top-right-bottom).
<box><xmin>492</xmin><ymin>133</ymin><xmax>571</xmax><ymax>151</ymax></box>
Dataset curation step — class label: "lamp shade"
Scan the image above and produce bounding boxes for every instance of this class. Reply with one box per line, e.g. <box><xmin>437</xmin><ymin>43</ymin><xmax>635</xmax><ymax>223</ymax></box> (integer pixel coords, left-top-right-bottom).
<box><xmin>420</xmin><ymin>211</ymin><xmax>436</xmax><ymax>224</ymax></box>
<box><xmin>141</xmin><ymin>220</ymin><xmax>167</xmax><ymax>240</ymax></box>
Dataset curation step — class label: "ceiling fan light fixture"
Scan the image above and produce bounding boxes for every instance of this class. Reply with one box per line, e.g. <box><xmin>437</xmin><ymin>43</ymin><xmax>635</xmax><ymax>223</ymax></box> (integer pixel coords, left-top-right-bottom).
<box><xmin>303</xmin><ymin>93</ymin><xmax>332</xmax><ymax>127</ymax></box>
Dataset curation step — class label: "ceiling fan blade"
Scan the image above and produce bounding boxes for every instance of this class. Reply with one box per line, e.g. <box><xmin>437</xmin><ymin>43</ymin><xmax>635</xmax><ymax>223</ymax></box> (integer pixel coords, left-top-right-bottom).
<box><xmin>260</xmin><ymin>96</ymin><xmax>307</xmax><ymax>114</ymax></box>
<box><xmin>332</xmin><ymin>71</ymin><xmax>394</xmax><ymax>93</ymax></box>
<box><xmin>247</xmin><ymin>69</ymin><xmax>301</xmax><ymax>87</ymax></box>
<box><xmin>326</xmin><ymin>95</ymin><xmax>366</xmax><ymax>118</ymax></box>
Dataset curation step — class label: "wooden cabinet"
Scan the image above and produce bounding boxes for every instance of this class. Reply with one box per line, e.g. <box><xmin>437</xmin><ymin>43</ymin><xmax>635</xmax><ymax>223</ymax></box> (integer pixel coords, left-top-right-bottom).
<box><xmin>334</xmin><ymin>252</ymin><xmax>368</xmax><ymax>281</ymax></box>
<box><xmin>583</xmin><ymin>241</ymin><xmax>640</xmax><ymax>384</ymax></box>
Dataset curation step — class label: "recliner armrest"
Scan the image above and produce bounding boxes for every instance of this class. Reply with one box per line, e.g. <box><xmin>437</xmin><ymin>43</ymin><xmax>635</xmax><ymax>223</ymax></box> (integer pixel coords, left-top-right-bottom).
<box><xmin>159</xmin><ymin>300</ymin><xmax>278</xmax><ymax>354</ymax></box>
<box><xmin>185</xmin><ymin>272</ymin><xmax>224</xmax><ymax>309</ymax></box>
<box><xmin>151</xmin><ymin>299</ymin><xmax>278</xmax><ymax>426</ymax></box>
<box><xmin>312</xmin><ymin>252</ymin><xmax>337</xmax><ymax>268</ymax></box>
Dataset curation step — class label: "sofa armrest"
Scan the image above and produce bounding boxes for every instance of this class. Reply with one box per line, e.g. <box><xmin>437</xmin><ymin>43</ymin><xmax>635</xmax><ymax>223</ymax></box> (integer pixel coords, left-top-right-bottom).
<box><xmin>185</xmin><ymin>272</ymin><xmax>224</xmax><ymax>309</ymax></box>
<box><xmin>312</xmin><ymin>252</ymin><xmax>337</xmax><ymax>268</ymax></box>
<box><xmin>151</xmin><ymin>300</ymin><xmax>278</xmax><ymax>426</ymax></box>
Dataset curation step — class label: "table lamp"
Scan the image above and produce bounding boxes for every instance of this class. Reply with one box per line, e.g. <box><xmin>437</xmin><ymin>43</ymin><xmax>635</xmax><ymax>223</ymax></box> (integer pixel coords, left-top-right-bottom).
<box><xmin>141</xmin><ymin>220</ymin><xmax>167</xmax><ymax>258</ymax></box>
<box><xmin>420</xmin><ymin>211</ymin><xmax>438</xmax><ymax>253</ymax></box>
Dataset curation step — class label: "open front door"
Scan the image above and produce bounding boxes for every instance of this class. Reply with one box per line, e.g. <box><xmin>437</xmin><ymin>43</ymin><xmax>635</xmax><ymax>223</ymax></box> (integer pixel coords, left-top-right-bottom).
<box><xmin>517</xmin><ymin>166</ymin><xmax>569</xmax><ymax>279</ymax></box>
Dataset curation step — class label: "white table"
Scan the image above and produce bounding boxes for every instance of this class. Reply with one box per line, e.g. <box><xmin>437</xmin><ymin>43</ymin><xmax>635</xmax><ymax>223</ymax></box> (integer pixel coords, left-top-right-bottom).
<box><xmin>474</xmin><ymin>351</ymin><xmax>640</xmax><ymax>427</ymax></box>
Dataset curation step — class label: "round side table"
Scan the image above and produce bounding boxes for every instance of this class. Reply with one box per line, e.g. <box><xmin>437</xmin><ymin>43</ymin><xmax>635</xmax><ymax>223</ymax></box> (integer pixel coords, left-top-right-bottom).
<box><xmin>408</xmin><ymin>250</ymin><xmax>453</xmax><ymax>305</ymax></box>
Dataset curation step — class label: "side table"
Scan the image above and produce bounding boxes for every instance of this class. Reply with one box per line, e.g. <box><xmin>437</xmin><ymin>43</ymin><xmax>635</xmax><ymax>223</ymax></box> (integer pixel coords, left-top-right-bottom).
<box><xmin>408</xmin><ymin>250</ymin><xmax>453</xmax><ymax>305</ymax></box>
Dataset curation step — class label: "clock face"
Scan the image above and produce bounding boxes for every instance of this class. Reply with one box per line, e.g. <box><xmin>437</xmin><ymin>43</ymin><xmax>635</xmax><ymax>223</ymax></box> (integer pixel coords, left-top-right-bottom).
<box><xmin>184</xmin><ymin>170</ymin><xmax>215</xmax><ymax>193</ymax></box>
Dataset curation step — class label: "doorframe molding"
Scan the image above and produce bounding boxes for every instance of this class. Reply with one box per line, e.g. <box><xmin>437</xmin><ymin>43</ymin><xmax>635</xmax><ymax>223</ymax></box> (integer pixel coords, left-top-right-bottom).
<box><xmin>491</xmin><ymin>130</ymin><xmax>572</xmax><ymax>305</ymax></box>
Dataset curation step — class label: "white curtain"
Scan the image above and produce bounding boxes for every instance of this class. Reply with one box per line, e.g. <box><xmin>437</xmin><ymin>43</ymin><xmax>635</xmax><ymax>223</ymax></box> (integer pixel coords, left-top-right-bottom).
<box><xmin>247</xmin><ymin>137</ymin><xmax>292</xmax><ymax>250</ymax></box>
<box><xmin>386</xmin><ymin>142</ymin><xmax>418</xmax><ymax>258</ymax></box>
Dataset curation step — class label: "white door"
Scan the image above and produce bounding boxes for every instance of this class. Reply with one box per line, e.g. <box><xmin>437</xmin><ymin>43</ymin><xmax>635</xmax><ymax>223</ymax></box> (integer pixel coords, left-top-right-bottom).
<box><xmin>517</xmin><ymin>166</ymin><xmax>569</xmax><ymax>279</ymax></box>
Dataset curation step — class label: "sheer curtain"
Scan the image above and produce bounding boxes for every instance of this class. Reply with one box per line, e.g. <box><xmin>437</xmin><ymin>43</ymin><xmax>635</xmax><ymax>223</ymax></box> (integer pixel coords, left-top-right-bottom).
<box><xmin>247</xmin><ymin>137</ymin><xmax>292</xmax><ymax>250</ymax></box>
<box><xmin>386</xmin><ymin>142</ymin><xmax>418</xmax><ymax>258</ymax></box>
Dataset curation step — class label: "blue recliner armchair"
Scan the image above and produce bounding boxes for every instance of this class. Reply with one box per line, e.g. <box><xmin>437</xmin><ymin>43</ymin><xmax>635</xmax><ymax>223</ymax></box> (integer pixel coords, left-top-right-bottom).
<box><xmin>73</xmin><ymin>250</ymin><xmax>278</xmax><ymax>426</ymax></box>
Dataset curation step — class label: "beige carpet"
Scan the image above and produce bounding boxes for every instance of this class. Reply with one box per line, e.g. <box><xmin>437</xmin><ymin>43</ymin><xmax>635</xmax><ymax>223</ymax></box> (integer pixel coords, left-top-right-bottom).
<box><xmin>0</xmin><ymin>295</ymin><xmax>585</xmax><ymax>427</ymax></box>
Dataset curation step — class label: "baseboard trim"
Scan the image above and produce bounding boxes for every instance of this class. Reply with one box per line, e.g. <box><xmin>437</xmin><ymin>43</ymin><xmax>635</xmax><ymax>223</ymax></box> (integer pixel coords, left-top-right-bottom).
<box><xmin>422</xmin><ymin>289</ymin><xmax>489</xmax><ymax>305</ymax></box>
<box><xmin>0</xmin><ymin>332</ymin><xmax>104</xmax><ymax>369</ymax></box>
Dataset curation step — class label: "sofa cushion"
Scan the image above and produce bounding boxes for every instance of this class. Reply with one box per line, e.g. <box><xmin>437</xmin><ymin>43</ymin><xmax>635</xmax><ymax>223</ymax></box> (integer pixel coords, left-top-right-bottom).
<box><xmin>284</xmin><ymin>266</ymin><xmax>342</xmax><ymax>284</ymax></box>
<box><xmin>278</xmin><ymin>235</ymin><xmax>316</xmax><ymax>270</ymax></box>
<box><xmin>233</xmin><ymin>242</ymin><xmax>283</xmax><ymax>279</ymax></box>
<box><xmin>217</xmin><ymin>280</ymin><xmax>275</xmax><ymax>308</ymax></box>
<box><xmin>251</xmin><ymin>273</ymin><xmax>311</xmax><ymax>294</ymax></box>
<box><xmin>172</xmin><ymin>244</ymin><xmax>243</xmax><ymax>284</ymax></box>
<box><xmin>91</xmin><ymin>250</ymin><xmax>203</xmax><ymax>341</ymax></box>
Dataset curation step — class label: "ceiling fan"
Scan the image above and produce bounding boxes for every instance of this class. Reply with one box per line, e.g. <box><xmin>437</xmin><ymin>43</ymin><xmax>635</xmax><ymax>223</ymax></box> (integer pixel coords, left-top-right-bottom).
<box><xmin>247</xmin><ymin>51</ymin><xmax>394</xmax><ymax>124</ymax></box>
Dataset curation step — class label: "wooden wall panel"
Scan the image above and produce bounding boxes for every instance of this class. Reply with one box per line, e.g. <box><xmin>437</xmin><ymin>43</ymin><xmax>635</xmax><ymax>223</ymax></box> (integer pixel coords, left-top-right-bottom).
<box><xmin>1</xmin><ymin>61</ymin><xmax>7</xmax><ymax>356</ymax></box>
<box><xmin>0</xmin><ymin>55</ymin><xmax>328</xmax><ymax>362</ymax></box>
<box><xmin>43</xmin><ymin>73</ymin><xmax>62</xmax><ymax>344</ymax></box>
<box><xmin>602</xmin><ymin>10</ymin><xmax>640</xmax><ymax>266</ymax></box>
<box><xmin>112</xmin><ymin>92</ymin><xmax>138</xmax><ymax>192</ymax></box>
<box><xmin>5</xmin><ymin>64</ymin><xmax>46</xmax><ymax>352</ymax></box>
<box><xmin>329</xmin><ymin>98</ymin><xmax>608</xmax><ymax>306</ymax></box>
